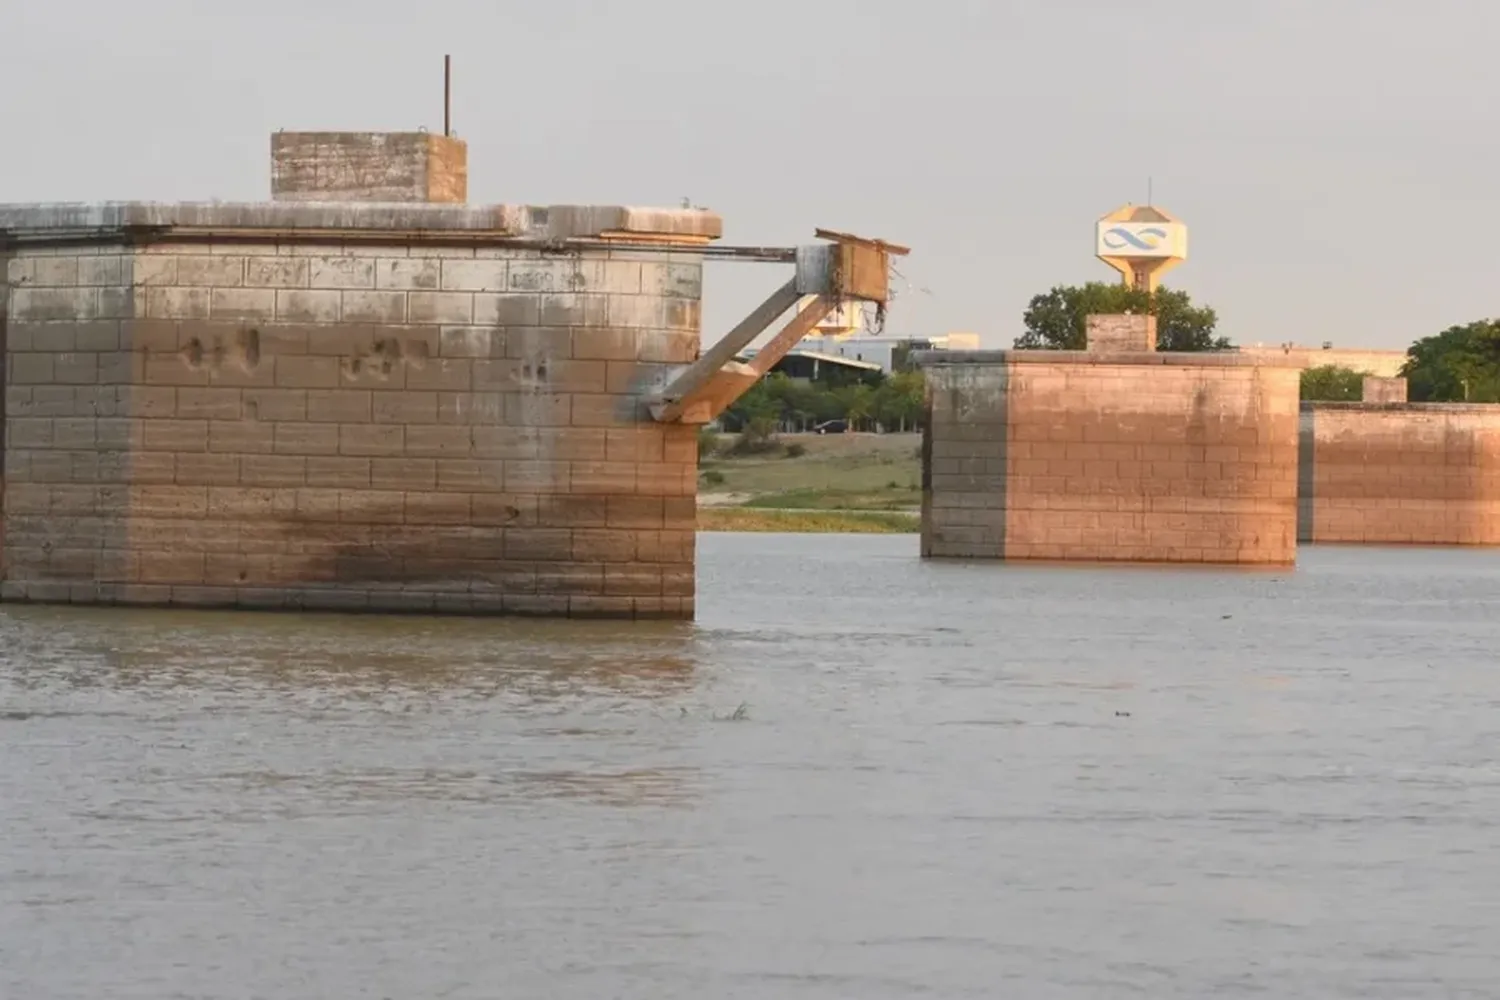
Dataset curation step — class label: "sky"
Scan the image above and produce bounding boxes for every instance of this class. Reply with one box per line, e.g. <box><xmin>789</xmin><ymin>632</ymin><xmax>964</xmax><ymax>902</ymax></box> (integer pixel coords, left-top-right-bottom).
<box><xmin>4</xmin><ymin>0</ymin><xmax>1498</xmax><ymax>351</ymax></box>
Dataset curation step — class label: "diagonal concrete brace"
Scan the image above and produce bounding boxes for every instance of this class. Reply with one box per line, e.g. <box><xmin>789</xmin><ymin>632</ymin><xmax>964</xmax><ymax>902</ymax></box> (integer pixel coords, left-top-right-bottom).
<box><xmin>650</xmin><ymin>289</ymin><xmax>838</xmax><ymax>424</ymax></box>
<box><xmin>650</xmin><ymin>229</ymin><xmax>907</xmax><ymax>425</ymax></box>
<box><xmin>650</xmin><ymin>278</ymin><xmax>797</xmax><ymax>423</ymax></box>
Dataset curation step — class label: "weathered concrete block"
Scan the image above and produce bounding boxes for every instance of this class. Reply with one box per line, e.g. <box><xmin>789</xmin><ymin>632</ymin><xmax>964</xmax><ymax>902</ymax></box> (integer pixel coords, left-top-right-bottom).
<box><xmin>408</xmin><ymin>291</ymin><xmax>473</xmax><ymax>325</ymax></box>
<box><xmin>245</xmin><ymin>258</ymin><xmax>309</xmax><ymax>288</ymax></box>
<box><xmin>608</xmin><ymin>295</ymin><xmax>664</xmax><ymax>328</ymax></box>
<box><xmin>641</xmin><ymin>261</ymin><xmax>703</xmax><ymax>299</ymax></box>
<box><xmin>918</xmin><ymin>350</ymin><xmax>1302</xmax><ymax>565</ymax></box>
<box><xmin>377</xmin><ymin>259</ymin><xmax>440</xmax><ymax>290</ymax></box>
<box><xmin>131</xmin><ymin>256</ymin><xmax>178</xmax><ymax>286</ymax></box>
<box><xmin>178</xmin><ymin>256</ymin><xmax>246</xmax><ymax>287</ymax></box>
<box><xmin>542</xmin><ymin>294</ymin><xmax>608</xmax><ymax>327</ymax></box>
<box><xmin>32</xmin><ymin>257</ymin><xmax>80</xmax><ymax>287</ymax></box>
<box><xmin>307</xmin><ymin>256</ymin><xmax>375</xmax><ymax>289</ymax></box>
<box><xmin>270</xmin><ymin>132</ymin><xmax>469</xmax><ymax>204</ymax></box>
<box><xmin>440</xmin><ymin>259</ymin><xmax>509</xmax><ymax>292</ymax></box>
<box><xmin>474</xmin><ymin>294</ymin><xmax>541</xmax><ymax>327</ymax></box>
<box><xmin>341</xmin><ymin>291</ymin><xmax>407</xmax><ymax>324</ymax></box>
<box><xmin>14</xmin><ymin>288</ymin><xmax>99</xmax><ymax>321</ymax></box>
<box><xmin>276</xmin><ymin>290</ymin><xmax>341</xmax><ymax>324</ymax></box>
<box><xmin>1086</xmin><ymin>313</ymin><xmax>1156</xmax><ymax>352</ymax></box>
<box><xmin>147</xmin><ymin>287</ymin><xmax>211</xmax><ymax>320</ymax></box>
<box><xmin>6</xmin><ymin>255</ymin><xmax>32</xmax><ymax>285</ymax></box>
<box><xmin>1362</xmin><ymin>376</ymin><xmax>1408</xmax><ymax>403</ymax></box>
<box><xmin>211</xmin><ymin>288</ymin><xmax>277</xmax><ymax>321</ymax></box>
<box><xmin>1</xmin><ymin>205</ymin><xmax>713</xmax><ymax>619</ymax></box>
<box><xmin>1298</xmin><ymin>402</ymin><xmax>1500</xmax><ymax>546</ymax></box>
<box><xmin>508</xmin><ymin>260</ymin><xmax>579</xmax><ymax>294</ymax></box>
<box><xmin>543</xmin><ymin>205</ymin><xmax>722</xmax><ymax>242</ymax></box>
<box><xmin>78</xmin><ymin>257</ymin><xmax>126</xmax><ymax>287</ymax></box>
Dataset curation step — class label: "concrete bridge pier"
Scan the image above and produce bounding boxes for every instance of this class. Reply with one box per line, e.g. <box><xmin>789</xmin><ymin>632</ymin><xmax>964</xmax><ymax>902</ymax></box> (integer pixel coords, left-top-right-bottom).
<box><xmin>0</xmin><ymin>131</ymin><xmax>906</xmax><ymax>619</ymax></box>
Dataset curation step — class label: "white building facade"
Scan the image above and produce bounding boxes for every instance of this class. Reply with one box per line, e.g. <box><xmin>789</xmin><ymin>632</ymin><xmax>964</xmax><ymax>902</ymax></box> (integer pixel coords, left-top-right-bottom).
<box><xmin>789</xmin><ymin>332</ymin><xmax>982</xmax><ymax>372</ymax></box>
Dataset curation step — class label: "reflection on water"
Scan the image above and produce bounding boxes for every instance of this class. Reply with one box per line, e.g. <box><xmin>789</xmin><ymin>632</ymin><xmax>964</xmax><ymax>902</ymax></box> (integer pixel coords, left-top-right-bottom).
<box><xmin>157</xmin><ymin>764</ymin><xmax>701</xmax><ymax>810</ymax></box>
<box><xmin>1</xmin><ymin>607</ymin><xmax>699</xmax><ymax>702</ymax></box>
<box><xmin>5</xmin><ymin>536</ymin><xmax>1500</xmax><ymax>998</ymax></box>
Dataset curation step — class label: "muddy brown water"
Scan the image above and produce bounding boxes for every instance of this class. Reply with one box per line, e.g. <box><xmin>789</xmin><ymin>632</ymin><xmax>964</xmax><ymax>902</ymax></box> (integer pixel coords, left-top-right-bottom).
<box><xmin>4</xmin><ymin>535</ymin><xmax>1499</xmax><ymax>997</ymax></box>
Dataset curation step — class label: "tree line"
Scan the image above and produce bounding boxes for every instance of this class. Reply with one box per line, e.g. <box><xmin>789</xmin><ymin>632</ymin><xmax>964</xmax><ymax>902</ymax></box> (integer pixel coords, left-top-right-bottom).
<box><xmin>719</xmin><ymin>369</ymin><xmax>927</xmax><ymax>440</ymax></box>
<box><xmin>1020</xmin><ymin>281</ymin><xmax>1500</xmax><ymax>405</ymax></box>
<box><xmin>723</xmin><ymin>279</ymin><xmax>1497</xmax><ymax>425</ymax></box>
<box><xmin>1297</xmin><ymin>322</ymin><xmax>1500</xmax><ymax>402</ymax></box>
<box><xmin>719</xmin><ymin>280</ymin><xmax>1222</xmax><ymax>440</ymax></box>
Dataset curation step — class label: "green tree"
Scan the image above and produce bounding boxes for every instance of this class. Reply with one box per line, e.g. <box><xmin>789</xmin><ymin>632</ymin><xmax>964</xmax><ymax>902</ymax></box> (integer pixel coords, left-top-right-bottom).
<box><xmin>720</xmin><ymin>376</ymin><xmax>781</xmax><ymax>433</ymax></box>
<box><xmin>835</xmin><ymin>384</ymin><xmax>876</xmax><ymax>430</ymax></box>
<box><xmin>873</xmin><ymin>370</ymin><xmax>926</xmax><ymax>432</ymax></box>
<box><xmin>1014</xmin><ymin>282</ymin><xmax>1229</xmax><ymax>352</ymax></box>
<box><xmin>760</xmin><ymin>373</ymin><xmax>821</xmax><ymax>431</ymax></box>
<box><xmin>697</xmin><ymin>425</ymin><xmax>720</xmax><ymax>459</ymax></box>
<box><xmin>720</xmin><ymin>367</ymin><xmax>930</xmax><ymax>435</ymax></box>
<box><xmin>1300</xmin><ymin>364</ymin><xmax>1368</xmax><ymax>401</ymax></box>
<box><xmin>1401</xmin><ymin>320</ymin><xmax>1500</xmax><ymax>402</ymax></box>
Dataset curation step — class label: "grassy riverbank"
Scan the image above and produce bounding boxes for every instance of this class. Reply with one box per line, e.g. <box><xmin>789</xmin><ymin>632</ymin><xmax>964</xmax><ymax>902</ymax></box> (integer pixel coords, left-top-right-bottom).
<box><xmin>699</xmin><ymin>432</ymin><xmax>922</xmax><ymax>515</ymax></box>
<box><xmin>697</xmin><ymin>507</ymin><xmax>918</xmax><ymax>534</ymax></box>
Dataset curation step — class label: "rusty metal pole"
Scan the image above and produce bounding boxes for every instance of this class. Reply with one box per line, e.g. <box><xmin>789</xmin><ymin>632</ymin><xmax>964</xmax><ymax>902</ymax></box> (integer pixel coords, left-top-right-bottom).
<box><xmin>443</xmin><ymin>55</ymin><xmax>452</xmax><ymax>136</ymax></box>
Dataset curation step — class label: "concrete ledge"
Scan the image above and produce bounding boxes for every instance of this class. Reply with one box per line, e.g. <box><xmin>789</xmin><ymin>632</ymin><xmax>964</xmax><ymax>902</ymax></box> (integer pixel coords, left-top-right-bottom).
<box><xmin>1302</xmin><ymin>401</ymin><xmax>1500</xmax><ymax>415</ymax></box>
<box><xmin>0</xmin><ymin>201</ymin><xmax>723</xmax><ymax>242</ymax></box>
<box><xmin>1237</xmin><ymin>346</ymin><xmax>1407</xmax><ymax>376</ymax></box>
<box><xmin>544</xmin><ymin>205</ymin><xmax>723</xmax><ymax>241</ymax></box>
<box><xmin>913</xmin><ymin>349</ymin><xmax>1304</xmax><ymax>368</ymax></box>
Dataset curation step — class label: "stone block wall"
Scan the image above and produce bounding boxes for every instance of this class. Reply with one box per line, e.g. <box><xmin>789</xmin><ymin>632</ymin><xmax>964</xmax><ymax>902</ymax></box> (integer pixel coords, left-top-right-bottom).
<box><xmin>921</xmin><ymin>352</ymin><xmax>1301</xmax><ymax>564</ymax></box>
<box><xmin>1085</xmin><ymin>314</ymin><xmax>1156</xmax><ymax>352</ymax></box>
<box><xmin>0</xmin><ymin>246</ymin><xmax>8</xmax><ymax>573</ymax></box>
<box><xmin>1362</xmin><ymin>376</ymin><xmax>1408</xmax><ymax>403</ymax></box>
<box><xmin>2</xmin><ymin>240</ymin><xmax>704</xmax><ymax>616</ymax></box>
<box><xmin>271</xmin><ymin>132</ymin><xmax>468</xmax><ymax>203</ymax></box>
<box><xmin>1298</xmin><ymin>403</ymin><xmax>1500</xmax><ymax>545</ymax></box>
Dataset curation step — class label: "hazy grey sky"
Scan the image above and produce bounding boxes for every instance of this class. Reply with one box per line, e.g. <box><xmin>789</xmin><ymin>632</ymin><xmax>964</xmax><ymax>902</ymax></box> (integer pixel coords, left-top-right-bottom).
<box><xmin>5</xmin><ymin>0</ymin><xmax>1497</xmax><ymax>349</ymax></box>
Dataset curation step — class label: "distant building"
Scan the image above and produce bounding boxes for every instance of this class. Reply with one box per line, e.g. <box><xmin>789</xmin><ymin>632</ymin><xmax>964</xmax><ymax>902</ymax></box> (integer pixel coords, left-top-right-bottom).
<box><xmin>777</xmin><ymin>332</ymin><xmax>982</xmax><ymax>372</ymax></box>
<box><xmin>735</xmin><ymin>348</ymin><xmax>884</xmax><ymax>385</ymax></box>
<box><xmin>785</xmin><ymin>294</ymin><xmax>981</xmax><ymax>371</ymax></box>
<box><xmin>802</xmin><ymin>296</ymin><xmax>866</xmax><ymax>339</ymax></box>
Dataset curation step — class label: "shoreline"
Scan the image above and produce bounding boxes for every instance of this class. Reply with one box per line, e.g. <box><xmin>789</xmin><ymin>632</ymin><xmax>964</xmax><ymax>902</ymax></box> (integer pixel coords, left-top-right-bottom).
<box><xmin>696</xmin><ymin>507</ymin><xmax>918</xmax><ymax>534</ymax></box>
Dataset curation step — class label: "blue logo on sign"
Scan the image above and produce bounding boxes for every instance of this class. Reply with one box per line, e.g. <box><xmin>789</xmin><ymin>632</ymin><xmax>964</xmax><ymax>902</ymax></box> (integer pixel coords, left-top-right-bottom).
<box><xmin>1102</xmin><ymin>226</ymin><xmax>1168</xmax><ymax>252</ymax></box>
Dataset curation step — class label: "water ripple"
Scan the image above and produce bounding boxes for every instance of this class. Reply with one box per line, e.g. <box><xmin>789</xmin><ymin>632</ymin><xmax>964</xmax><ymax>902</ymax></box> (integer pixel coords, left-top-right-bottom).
<box><xmin>4</xmin><ymin>537</ymin><xmax>1500</xmax><ymax>997</ymax></box>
